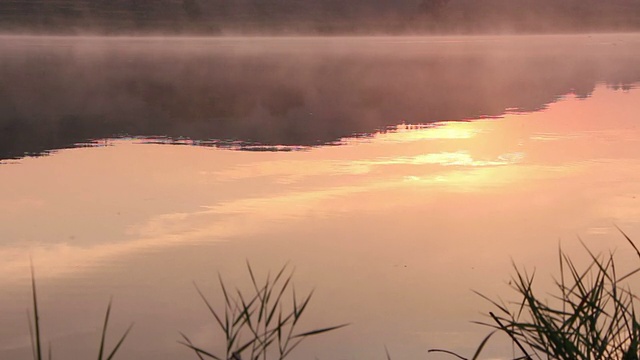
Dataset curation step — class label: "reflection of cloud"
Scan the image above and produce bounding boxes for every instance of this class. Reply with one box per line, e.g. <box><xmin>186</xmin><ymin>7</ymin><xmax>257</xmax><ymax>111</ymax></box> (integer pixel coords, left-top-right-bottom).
<box><xmin>126</xmin><ymin>212</ymin><xmax>191</xmax><ymax>237</ymax></box>
<box><xmin>212</xmin><ymin>160</ymin><xmax>342</xmax><ymax>183</ymax></box>
<box><xmin>586</xmin><ymin>227</ymin><xmax>613</xmax><ymax>235</ymax></box>
<box><xmin>209</xmin><ymin>121</ymin><xmax>492</xmax><ymax>183</ymax></box>
<box><xmin>404</xmin><ymin>164</ymin><xmax>582</xmax><ymax>190</ymax></box>
<box><xmin>350</xmin><ymin>151</ymin><xmax>524</xmax><ymax>168</ymax></box>
<box><xmin>531</xmin><ymin>130</ymin><xmax>640</xmax><ymax>143</ymax></box>
<box><xmin>0</xmin><ymin>226</ymin><xmax>230</xmax><ymax>285</ymax></box>
<box><xmin>585</xmin><ymin>130</ymin><xmax>640</xmax><ymax>143</ymax></box>
<box><xmin>530</xmin><ymin>133</ymin><xmax>584</xmax><ymax>141</ymax></box>
<box><xmin>214</xmin><ymin>151</ymin><xmax>524</xmax><ymax>182</ymax></box>
<box><xmin>0</xmin><ymin>158</ymin><xmax>576</xmax><ymax>284</ymax></box>
<box><xmin>0</xmin><ymin>198</ymin><xmax>45</xmax><ymax>214</ymax></box>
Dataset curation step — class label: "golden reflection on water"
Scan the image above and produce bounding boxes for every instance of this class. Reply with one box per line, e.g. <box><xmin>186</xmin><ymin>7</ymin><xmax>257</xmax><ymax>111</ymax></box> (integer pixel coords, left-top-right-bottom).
<box><xmin>1</xmin><ymin>85</ymin><xmax>640</xmax><ymax>359</ymax></box>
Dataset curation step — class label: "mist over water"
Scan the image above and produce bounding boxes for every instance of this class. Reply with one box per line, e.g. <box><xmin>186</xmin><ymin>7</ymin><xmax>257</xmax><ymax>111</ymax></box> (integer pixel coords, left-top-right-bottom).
<box><xmin>1</xmin><ymin>34</ymin><xmax>639</xmax><ymax>161</ymax></box>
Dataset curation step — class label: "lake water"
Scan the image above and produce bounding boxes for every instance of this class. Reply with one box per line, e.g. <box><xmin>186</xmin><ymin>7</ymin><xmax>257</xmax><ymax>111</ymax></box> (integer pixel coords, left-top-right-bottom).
<box><xmin>1</xmin><ymin>34</ymin><xmax>640</xmax><ymax>360</ymax></box>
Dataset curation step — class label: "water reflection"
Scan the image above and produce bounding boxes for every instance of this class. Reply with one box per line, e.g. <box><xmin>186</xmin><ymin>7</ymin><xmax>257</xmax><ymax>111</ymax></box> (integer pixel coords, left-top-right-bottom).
<box><xmin>1</xmin><ymin>83</ymin><xmax>640</xmax><ymax>359</ymax></box>
<box><xmin>1</xmin><ymin>34</ymin><xmax>639</xmax><ymax>160</ymax></box>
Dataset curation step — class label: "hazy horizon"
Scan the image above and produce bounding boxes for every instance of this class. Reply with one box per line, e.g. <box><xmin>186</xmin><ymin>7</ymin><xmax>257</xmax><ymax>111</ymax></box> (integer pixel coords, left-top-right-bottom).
<box><xmin>1</xmin><ymin>0</ymin><xmax>640</xmax><ymax>35</ymax></box>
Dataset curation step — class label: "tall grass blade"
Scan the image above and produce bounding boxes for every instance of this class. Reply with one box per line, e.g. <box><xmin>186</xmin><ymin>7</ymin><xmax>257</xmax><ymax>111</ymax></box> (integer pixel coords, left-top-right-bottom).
<box><xmin>26</xmin><ymin>265</ymin><xmax>130</xmax><ymax>360</ymax></box>
<box><xmin>281</xmin><ymin>337</ymin><xmax>305</xmax><ymax>359</ymax></box>
<box><xmin>194</xmin><ymin>283</ymin><xmax>227</xmax><ymax>332</ymax></box>
<box><xmin>471</xmin><ymin>330</ymin><xmax>497</xmax><ymax>360</ymax></box>
<box><xmin>27</xmin><ymin>311</ymin><xmax>37</xmax><ymax>360</ymax></box>
<box><xmin>30</xmin><ymin>263</ymin><xmax>43</xmax><ymax>360</ymax></box>
<box><xmin>97</xmin><ymin>299</ymin><xmax>133</xmax><ymax>360</ymax></box>
<box><xmin>98</xmin><ymin>299</ymin><xmax>112</xmax><ymax>360</ymax></box>
<box><xmin>218</xmin><ymin>273</ymin><xmax>232</xmax><ymax>308</ymax></box>
<box><xmin>292</xmin><ymin>324</ymin><xmax>349</xmax><ymax>338</ymax></box>
<box><xmin>105</xmin><ymin>322</ymin><xmax>133</xmax><ymax>360</ymax></box>
<box><xmin>427</xmin><ymin>348</ymin><xmax>469</xmax><ymax>360</ymax></box>
<box><xmin>179</xmin><ymin>333</ymin><xmax>206</xmax><ymax>360</ymax></box>
<box><xmin>293</xmin><ymin>290</ymin><xmax>314</xmax><ymax>324</ymax></box>
<box><xmin>472</xmin><ymin>290</ymin><xmax>509</xmax><ymax>315</ymax></box>
<box><xmin>267</xmin><ymin>277</ymin><xmax>291</xmax><ymax>326</ymax></box>
<box><xmin>384</xmin><ymin>345</ymin><xmax>392</xmax><ymax>360</ymax></box>
<box><xmin>559</xmin><ymin>241</ymin><xmax>566</xmax><ymax>326</ymax></box>
<box><xmin>178</xmin><ymin>341</ymin><xmax>223</xmax><ymax>360</ymax></box>
<box><xmin>616</xmin><ymin>267</ymin><xmax>640</xmax><ymax>283</ymax></box>
<box><xmin>489</xmin><ymin>312</ymin><xmax>532</xmax><ymax>359</ymax></box>
<box><xmin>616</xmin><ymin>225</ymin><xmax>640</xmax><ymax>260</ymax></box>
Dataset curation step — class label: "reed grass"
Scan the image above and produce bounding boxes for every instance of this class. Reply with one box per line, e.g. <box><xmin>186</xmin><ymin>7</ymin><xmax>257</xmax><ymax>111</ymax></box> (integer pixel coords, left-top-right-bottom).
<box><xmin>25</xmin><ymin>232</ymin><xmax>640</xmax><ymax>360</ymax></box>
<box><xmin>27</xmin><ymin>265</ymin><xmax>133</xmax><ymax>360</ymax></box>
<box><xmin>179</xmin><ymin>262</ymin><xmax>347</xmax><ymax>360</ymax></box>
<box><xmin>432</xmin><ymin>231</ymin><xmax>640</xmax><ymax>360</ymax></box>
<box><xmin>487</xmin><ymin>246</ymin><xmax>640</xmax><ymax>360</ymax></box>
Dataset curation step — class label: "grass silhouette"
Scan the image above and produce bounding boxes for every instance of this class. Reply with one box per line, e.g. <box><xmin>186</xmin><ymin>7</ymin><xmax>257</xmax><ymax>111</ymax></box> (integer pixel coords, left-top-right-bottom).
<box><xmin>431</xmin><ymin>230</ymin><xmax>640</xmax><ymax>360</ymax></box>
<box><xmin>179</xmin><ymin>262</ymin><xmax>347</xmax><ymax>360</ymax></box>
<box><xmin>27</xmin><ymin>265</ymin><xmax>133</xmax><ymax>360</ymax></box>
<box><xmin>24</xmin><ymin>231</ymin><xmax>640</xmax><ymax>360</ymax></box>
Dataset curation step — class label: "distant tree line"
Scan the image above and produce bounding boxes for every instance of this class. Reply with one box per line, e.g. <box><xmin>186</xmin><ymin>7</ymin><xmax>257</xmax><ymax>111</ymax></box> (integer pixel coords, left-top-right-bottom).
<box><xmin>0</xmin><ymin>0</ymin><xmax>639</xmax><ymax>34</ymax></box>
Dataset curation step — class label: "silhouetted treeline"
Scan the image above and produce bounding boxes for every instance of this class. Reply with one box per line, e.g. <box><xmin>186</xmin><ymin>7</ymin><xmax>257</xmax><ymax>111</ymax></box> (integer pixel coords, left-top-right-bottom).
<box><xmin>0</xmin><ymin>0</ymin><xmax>639</xmax><ymax>34</ymax></box>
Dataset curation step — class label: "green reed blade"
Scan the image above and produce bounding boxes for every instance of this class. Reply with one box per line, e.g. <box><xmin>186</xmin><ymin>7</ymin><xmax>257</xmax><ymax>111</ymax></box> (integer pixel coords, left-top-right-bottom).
<box><xmin>178</xmin><ymin>341</ymin><xmax>223</xmax><ymax>360</ymax></box>
<box><xmin>105</xmin><ymin>322</ymin><xmax>133</xmax><ymax>360</ymax></box>
<box><xmin>616</xmin><ymin>225</ymin><xmax>640</xmax><ymax>260</ymax></box>
<box><xmin>194</xmin><ymin>283</ymin><xmax>227</xmax><ymax>333</ymax></box>
<box><xmin>426</xmin><ymin>348</ymin><xmax>468</xmax><ymax>360</ymax></box>
<box><xmin>179</xmin><ymin>332</ymin><xmax>206</xmax><ymax>360</ymax></box>
<box><xmin>384</xmin><ymin>345</ymin><xmax>391</xmax><ymax>360</ymax></box>
<box><xmin>472</xmin><ymin>290</ymin><xmax>509</xmax><ymax>315</ymax></box>
<box><xmin>292</xmin><ymin>323</ymin><xmax>349</xmax><ymax>338</ymax></box>
<box><xmin>267</xmin><ymin>277</ymin><xmax>291</xmax><ymax>326</ymax></box>
<box><xmin>293</xmin><ymin>290</ymin><xmax>314</xmax><ymax>324</ymax></box>
<box><xmin>27</xmin><ymin>310</ymin><xmax>37</xmax><ymax>360</ymax></box>
<box><xmin>471</xmin><ymin>330</ymin><xmax>496</xmax><ymax>360</ymax></box>
<box><xmin>30</xmin><ymin>264</ymin><xmax>42</xmax><ymax>360</ymax></box>
<box><xmin>98</xmin><ymin>299</ymin><xmax>112</xmax><ymax>360</ymax></box>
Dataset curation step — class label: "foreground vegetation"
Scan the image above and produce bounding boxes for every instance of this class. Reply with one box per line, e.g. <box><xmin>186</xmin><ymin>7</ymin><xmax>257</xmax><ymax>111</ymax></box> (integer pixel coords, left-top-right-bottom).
<box><xmin>431</xmin><ymin>231</ymin><xmax>640</xmax><ymax>360</ymax></box>
<box><xmin>25</xmin><ymin>232</ymin><xmax>640</xmax><ymax>359</ymax></box>
<box><xmin>27</xmin><ymin>265</ymin><xmax>132</xmax><ymax>360</ymax></box>
<box><xmin>481</xmin><ymin>245</ymin><xmax>640</xmax><ymax>360</ymax></box>
<box><xmin>179</xmin><ymin>263</ymin><xmax>347</xmax><ymax>360</ymax></box>
<box><xmin>26</xmin><ymin>263</ymin><xmax>345</xmax><ymax>360</ymax></box>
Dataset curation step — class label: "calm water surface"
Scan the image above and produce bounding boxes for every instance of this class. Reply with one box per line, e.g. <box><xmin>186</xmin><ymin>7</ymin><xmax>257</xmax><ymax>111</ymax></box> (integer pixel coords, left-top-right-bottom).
<box><xmin>1</xmin><ymin>34</ymin><xmax>640</xmax><ymax>359</ymax></box>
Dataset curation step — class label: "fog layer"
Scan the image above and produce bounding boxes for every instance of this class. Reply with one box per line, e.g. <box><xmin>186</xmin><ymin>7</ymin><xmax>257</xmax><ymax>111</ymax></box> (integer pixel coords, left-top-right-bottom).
<box><xmin>1</xmin><ymin>34</ymin><xmax>639</xmax><ymax>160</ymax></box>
